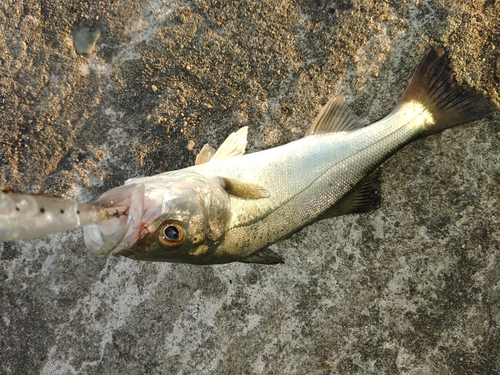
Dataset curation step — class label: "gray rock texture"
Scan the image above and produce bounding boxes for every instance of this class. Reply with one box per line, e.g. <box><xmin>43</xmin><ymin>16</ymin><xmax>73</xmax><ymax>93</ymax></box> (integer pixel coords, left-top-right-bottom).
<box><xmin>1</xmin><ymin>0</ymin><xmax>499</xmax><ymax>374</ymax></box>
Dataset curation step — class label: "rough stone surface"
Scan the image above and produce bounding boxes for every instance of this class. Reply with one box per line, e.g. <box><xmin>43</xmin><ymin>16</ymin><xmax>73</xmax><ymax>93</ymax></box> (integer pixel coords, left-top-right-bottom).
<box><xmin>1</xmin><ymin>0</ymin><xmax>499</xmax><ymax>374</ymax></box>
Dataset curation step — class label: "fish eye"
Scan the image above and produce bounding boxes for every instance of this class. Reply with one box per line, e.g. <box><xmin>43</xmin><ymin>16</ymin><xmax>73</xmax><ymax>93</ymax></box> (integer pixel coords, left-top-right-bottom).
<box><xmin>164</xmin><ymin>226</ymin><xmax>179</xmax><ymax>240</ymax></box>
<box><xmin>158</xmin><ymin>221</ymin><xmax>185</xmax><ymax>248</ymax></box>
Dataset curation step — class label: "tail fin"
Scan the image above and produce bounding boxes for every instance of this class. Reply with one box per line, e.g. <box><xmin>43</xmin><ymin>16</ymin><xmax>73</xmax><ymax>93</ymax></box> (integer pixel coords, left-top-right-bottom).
<box><xmin>399</xmin><ymin>47</ymin><xmax>497</xmax><ymax>136</ymax></box>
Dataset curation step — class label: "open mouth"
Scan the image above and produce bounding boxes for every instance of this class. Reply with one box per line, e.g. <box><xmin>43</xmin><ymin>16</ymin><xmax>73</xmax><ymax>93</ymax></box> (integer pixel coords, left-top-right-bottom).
<box><xmin>83</xmin><ymin>184</ymin><xmax>145</xmax><ymax>255</ymax></box>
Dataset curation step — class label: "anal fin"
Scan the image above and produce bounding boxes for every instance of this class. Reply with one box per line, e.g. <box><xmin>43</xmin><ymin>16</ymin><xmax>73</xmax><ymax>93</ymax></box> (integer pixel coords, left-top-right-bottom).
<box><xmin>320</xmin><ymin>169</ymin><xmax>382</xmax><ymax>219</ymax></box>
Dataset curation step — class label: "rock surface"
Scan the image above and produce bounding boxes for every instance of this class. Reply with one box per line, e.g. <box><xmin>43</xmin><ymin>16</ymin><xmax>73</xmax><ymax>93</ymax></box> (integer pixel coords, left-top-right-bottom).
<box><xmin>1</xmin><ymin>0</ymin><xmax>499</xmax><ymax>374</ymax></box>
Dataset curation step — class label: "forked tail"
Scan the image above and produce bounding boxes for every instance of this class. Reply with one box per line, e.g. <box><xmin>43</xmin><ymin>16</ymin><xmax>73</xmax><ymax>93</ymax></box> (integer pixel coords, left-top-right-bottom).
<box><xmin>398</xmin><ymin>47</ymin><xmax>497</xmax><ymax>136</ymax></box>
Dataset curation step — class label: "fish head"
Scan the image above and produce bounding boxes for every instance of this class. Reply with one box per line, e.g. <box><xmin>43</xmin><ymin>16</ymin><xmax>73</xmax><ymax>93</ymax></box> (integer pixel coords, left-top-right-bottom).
<box><xmin>83</xmin><ymin>171</ymin><xmax>231</xmax><ymax>263</ymax></box>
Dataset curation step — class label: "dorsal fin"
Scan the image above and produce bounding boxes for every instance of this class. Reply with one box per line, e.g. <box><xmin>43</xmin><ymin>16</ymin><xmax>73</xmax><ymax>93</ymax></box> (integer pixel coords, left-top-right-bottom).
<box><xmin>195</xmin><ymin>144</ymin><xmax>216</xmax><ymax>165</ymax></box>
<box><xmin>306</xmin><ymin>97</ymin><xmax>364</xmax><ymax>136</ymax></box>
<box><xmin>212</xmin><ymin>126</ymin><xmax>248</xmax><ymax>161</ymax></box>
<box><xmin>194</xmin><ymin>127</ymin><xmax>248</xmax><ymax>165</ymax></box>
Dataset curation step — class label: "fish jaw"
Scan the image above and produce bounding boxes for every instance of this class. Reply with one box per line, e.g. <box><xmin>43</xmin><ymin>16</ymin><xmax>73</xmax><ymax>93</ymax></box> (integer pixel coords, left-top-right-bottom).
<box><xmin>84</xmin><ymin>183</ymin><xmax>146</xmax><ymax>255</ymax></box>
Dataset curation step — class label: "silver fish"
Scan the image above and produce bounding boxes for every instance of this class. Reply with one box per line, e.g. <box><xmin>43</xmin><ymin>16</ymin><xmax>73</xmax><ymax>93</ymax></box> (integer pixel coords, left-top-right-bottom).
<box><xmin>1</xmin><ymin>47</ymin><xmax>497</xmax><ymax>264</ymax></box>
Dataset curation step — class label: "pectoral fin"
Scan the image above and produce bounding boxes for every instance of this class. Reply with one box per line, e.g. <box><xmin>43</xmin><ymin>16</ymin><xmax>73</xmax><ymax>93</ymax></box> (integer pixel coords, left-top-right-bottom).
<box><xmin>240</xmin><ymin>248</ymin><xmax>284</xmax><ymax>264</ymax></box>
<box><xmin>219</xmin><ymin>177</ymin><xmax>270</xmax><ymax>199</ymax></box>
<box><xmin>319</xmin><ymin>169</ymin><xmax>382</xmax><ymax>219</ymax></box>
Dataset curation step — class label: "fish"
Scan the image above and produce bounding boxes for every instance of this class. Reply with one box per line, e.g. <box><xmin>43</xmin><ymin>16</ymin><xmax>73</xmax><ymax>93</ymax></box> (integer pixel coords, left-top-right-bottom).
<box><xmin>0</xmin><ymin>47</ymin><xmax>497</xmax><ymax>264</ymax></box>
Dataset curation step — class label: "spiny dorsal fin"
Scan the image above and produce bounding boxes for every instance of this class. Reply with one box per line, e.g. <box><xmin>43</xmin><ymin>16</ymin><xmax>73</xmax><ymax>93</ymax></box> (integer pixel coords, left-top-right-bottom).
<box><xmin>212</xmin><ymin>126</ymin><xmax>248</xmax><ymax>161</ymax></box>
<box><xmin>219</xmin><ymin>177</ymin><xmax>270</xmax><ymax>199</ymax></box>
<box><xmin>397</xmin><ymin>46</ymin><xmax>497</xmax><ymax>136</ymax></box>
<box><xmin>240</xmin><ymin>248</ymin><xmax>284</xmax><ymax>265</ymax></box>
<box><xmin>195</xmin><ymin>144</ymin><xmax>216</xmax><ymax>165</ymax></box>
<box><xmin>306</xmin><ymin>97</ymin><xmax>365</xmax><ymax>136</ymax></box>
<box><xmin>319</xmin><ymin>169</ymin><xmax>382</xmax><ymax>219</ymax></box>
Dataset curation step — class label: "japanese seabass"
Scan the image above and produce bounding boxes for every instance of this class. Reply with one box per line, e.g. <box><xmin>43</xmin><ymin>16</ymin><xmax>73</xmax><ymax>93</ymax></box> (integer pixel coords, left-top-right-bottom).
<box><xmin>0</xmin><ymin>47</ymin><xmax>496</xmax><ymax>264</ymax></box>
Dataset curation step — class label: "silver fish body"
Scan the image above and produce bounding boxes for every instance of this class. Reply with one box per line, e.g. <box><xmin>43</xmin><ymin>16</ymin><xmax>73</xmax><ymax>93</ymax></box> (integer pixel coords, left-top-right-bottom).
<box><xmin>1</xmin><ymin>47</ymin><xmax>497</xmax><ymax>264</ymax></box>
<box><xmin>115</xmin><ymin>121</ymin><xmax>402</xmax><ymax>263</ymax></box>
<box><xmin>190</xmin><ymin>105</ymin><xmax>427</xmax><ymax>262</ymax></box>
<box><xmin>82</xmin><ymin>47</ymin><xmax>496</xmax><ymax>264</ymax></box>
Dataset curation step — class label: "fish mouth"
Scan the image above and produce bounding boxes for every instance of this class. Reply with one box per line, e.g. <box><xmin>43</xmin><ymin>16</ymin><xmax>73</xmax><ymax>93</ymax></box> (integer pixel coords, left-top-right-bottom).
<box><xmin>83</xmin><ymin>184</ymin><xmax>145</xmax><ymax>255</ymax></box>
